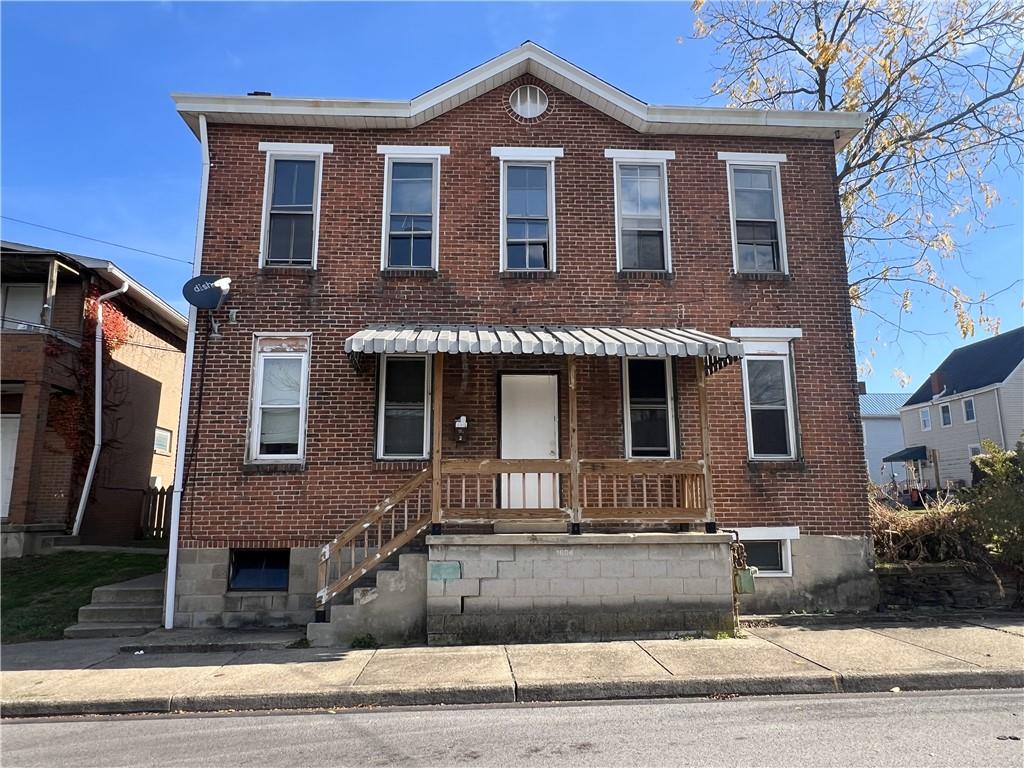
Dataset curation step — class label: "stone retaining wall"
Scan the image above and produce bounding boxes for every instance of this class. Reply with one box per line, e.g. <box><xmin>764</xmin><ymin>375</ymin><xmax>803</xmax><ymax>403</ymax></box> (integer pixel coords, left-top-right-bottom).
<box><xmin>426</xmin><ymin>533</ymin><xmax>735</xmax><ymax>645</ymax></box>
<box><xmin>877</xmin><ymin>562</ymin><xmax>1019</xmax><ymax>611</ymax></box>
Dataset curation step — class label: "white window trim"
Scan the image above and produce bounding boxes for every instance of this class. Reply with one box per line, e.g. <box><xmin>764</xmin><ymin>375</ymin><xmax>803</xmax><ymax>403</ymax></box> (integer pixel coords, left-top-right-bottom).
<box><xmin>920</xmin><ymin>407</ymin><xmax>932</xmax><ymax>432</ymax></box>
<box><xmin>609</xmin><ymin>156</ymin><xmax>673</xmax><ymax>273</ymax></box>
<box><xmin>378</xmin><ymin>150</ymin><xmax>445</xmax><ymax>271</ymax></box>
<box><xmin>377</xmin><ymin>354</ymin><xmax>432</xmax><ymax>461</ymax></box>
<box><xmin>496</xmin><ymin>153</ymin><xmax>559</xmax><ymax>272</ymax></box>
<box><xmin>939</xmin><ymin>403</ymin><xmax>953</xmax><ymax>428</ymax></box>
<box><xmin>153</xmin><ymin>427</ymin><xmax>173</xmax><ymax>457</ymax></box>
<box><xmin>622</xmin><ymin>358</ymin><xmax>677</xmax><ymax>459</ymax></box>
<box><xmin>604</xmin><ymin>148</ymin><xmax>676</xmax><ymax>161</ymax></box>
<box><xmin>721</xmin><ymin>156</ymin><xmax>789</xmax><ymax>275</ymax></box>
<box><xmin>735</xmin><ymin>526</ymin><xmax>799</xmax><ymax>578</ymax></box>
<box><xmin>732</xmin><ymin>329</ymin><xmax>801</xmax><ymax>461</ymax></box>
<box><xmin>248</xmin><ymin>333</ymin><xmax>312</xmax><ymax>464</ymax></box>
<box><xmin>962</xmin><ymin>397</ymin><xmax>976</xmax><ymax>423</ymax></box>
<box><xmin>258</xmin><ymin>143</ymin><xmax>333</xmax><ymax>269</ymax></box>
<box><xmin>968</xmin><ymin>443</ymin><xmax>982</xmax><ymax>458</ymax></box>
<box><xmin>731</xmin><ymin>327</ymin><xmax>803</xmax><ymax>341</ymax></box>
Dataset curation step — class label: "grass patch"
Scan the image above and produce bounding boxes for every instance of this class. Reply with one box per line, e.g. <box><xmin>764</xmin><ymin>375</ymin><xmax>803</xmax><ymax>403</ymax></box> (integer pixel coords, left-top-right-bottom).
<box><xmin>1</xmin><ymin>552</ymin><xmax>165</xmax><ymax>644</ymax></box>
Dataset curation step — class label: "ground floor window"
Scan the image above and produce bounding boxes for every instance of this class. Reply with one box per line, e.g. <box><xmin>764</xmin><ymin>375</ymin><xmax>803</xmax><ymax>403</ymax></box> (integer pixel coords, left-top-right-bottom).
<box><xmin>378</xmin><ymin>355</ymin><xmax>430</xmax><ymax>459</ymax></box>
<box><xmin>731</xmin><ymin>330</ymin><xmax>801</xmax><ymax>461</ymax></box>
<box><xmin>622</xmin><ymin>358</ymin><xmax>675</xmax><ymax>458</ymax></box>
<box><xmin>736</xmin><ymin>526</ymin><xmax>799</xmax><ymax>577</ymax></box>
<box><xmin>248</xmin><ymin>334</ymin><xmax>311</xmax><ymax>463</ymax></box>
<box><xmin>228</xmin><ymin>548</ymin><xmax>290</xmax><ymax>591</ymax></box>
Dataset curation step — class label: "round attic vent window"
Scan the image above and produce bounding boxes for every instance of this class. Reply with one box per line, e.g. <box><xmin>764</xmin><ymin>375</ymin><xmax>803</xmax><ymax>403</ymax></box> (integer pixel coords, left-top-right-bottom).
<box><xmin>509</xmin><ymin>85</ymin><xmax>548</xmax><ymax>119</ymax></box>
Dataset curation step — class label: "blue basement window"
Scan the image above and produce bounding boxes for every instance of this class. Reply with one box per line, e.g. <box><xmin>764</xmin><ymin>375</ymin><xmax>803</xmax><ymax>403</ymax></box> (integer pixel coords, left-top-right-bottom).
<box><xmin>229</xmin><ymin>548</ymin><xmax>290</xmax><ymax>591</ymax></box>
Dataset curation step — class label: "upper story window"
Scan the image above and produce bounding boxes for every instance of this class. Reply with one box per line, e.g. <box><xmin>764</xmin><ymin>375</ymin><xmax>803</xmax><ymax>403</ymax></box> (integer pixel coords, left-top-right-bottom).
<box><xmin>1</xmin><ymin>284</ymin><xmax>45</xmax><ymax>330</ymax></box>
<box><xmin>258</xmin><ymin>142</ymin><xmax>333</xmax><ymax>268</ymax></box>
<box><xmin>623</xmin><ymin>358</ymin><xmax>676</xmax><ymax>458</ymax></box>
<box><xmin>963</xmin><ymin>397</ymin><xmax>976</xmax><ymax>423</ymax></box>
<box><xmin>492</xmin><ymin>147</ymin><xmax>563</xmax><ymax>272</ymax></box>
<box><xmin>719</xmin><ymin>153</ymin><xmax>788</xmax><ymax>275</ymax></box>
<box><xmin>606</xmin><ymin>150</ymin><xmax>675</xmax><ymax>273</ymax></box>
<box><xmin>377</xmin><ymin>146</ymin><xmax>449</xmax><ymax>271</ymax></box>
<box><xmin>940</xmin><ymin>403</ymin><xmax>953</xmax><ymax>427</ymax></box>
<box><xmin>919</xmin><ymin>407</ymin><xmax>932</xmax><ymax>432</ymax></box>
<box><xmin>248</xmin><ymin>334</ymin><xmax>311</xmax><ymax>463</ymax></box>
<box><xmin>733</xmin><ymin>328</ymin><xmax>802</xmax><ymax>461</ymax></box>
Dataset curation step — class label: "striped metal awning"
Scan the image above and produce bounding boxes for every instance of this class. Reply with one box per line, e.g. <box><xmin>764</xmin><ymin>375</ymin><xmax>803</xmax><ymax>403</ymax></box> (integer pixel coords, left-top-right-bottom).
<box><xmin>344</xmin><ymin>324</ymin><xmax>744</xmax><ymax>359</ymax></box>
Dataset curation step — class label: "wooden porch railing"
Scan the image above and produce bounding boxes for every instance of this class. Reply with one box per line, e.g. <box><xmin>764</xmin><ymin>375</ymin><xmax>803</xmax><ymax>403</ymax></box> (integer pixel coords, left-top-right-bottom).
<box><xmin>316</xmin><ymin>457</ymin><xmax>710</xmax><ymax>608</ymax></box>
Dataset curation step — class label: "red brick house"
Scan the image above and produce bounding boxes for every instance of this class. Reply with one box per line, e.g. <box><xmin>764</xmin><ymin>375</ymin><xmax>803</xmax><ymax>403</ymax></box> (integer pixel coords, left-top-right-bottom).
<box><xmin>1</xmin><ymin>242</ymin><xmax>186</xmax><ymax>556</ymax></box>
<box><xmin>167</xmin><ymin>43</ymin><xmax>875</xmax><ymax>643</ymax></box>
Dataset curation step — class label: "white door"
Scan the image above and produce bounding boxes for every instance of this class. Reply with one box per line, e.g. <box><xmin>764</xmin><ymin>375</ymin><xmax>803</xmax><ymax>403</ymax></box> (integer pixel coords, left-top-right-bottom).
<box><xmin>500</xmin><ymin>374</ymin><xmax>559</xmax><ymax>509</ymax></box>
<box><xmin>1</xmin><ymin>415</ymin><xmax>20</xmax><ymax>519</ymax></box>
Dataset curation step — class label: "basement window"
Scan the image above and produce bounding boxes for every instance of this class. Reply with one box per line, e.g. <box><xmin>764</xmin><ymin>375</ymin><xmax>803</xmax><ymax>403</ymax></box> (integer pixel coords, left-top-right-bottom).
<box><xmin>229</xmin><ymin>548</ymin><xmax>290</xmax><ymax>591</ymax></box>
<box><xmin>736</xmin><ymin>526</ymin><xmax>798</xmax><ymax>577</ymax></box>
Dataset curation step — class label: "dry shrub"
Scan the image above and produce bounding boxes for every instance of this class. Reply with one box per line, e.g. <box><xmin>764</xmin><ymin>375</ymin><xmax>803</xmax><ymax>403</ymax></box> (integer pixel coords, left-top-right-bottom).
<box><xmin>870</xmin><ymin>494</ymin><xmax>991</xmax><ymax>565</ymax></box>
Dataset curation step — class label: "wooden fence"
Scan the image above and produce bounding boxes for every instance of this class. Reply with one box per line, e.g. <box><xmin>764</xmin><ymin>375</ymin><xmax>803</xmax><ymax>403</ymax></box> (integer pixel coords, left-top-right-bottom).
<box><xmin>139</xmin><ymin>486</ymin><xmax>173</xmax><ymax>540</ymax></box>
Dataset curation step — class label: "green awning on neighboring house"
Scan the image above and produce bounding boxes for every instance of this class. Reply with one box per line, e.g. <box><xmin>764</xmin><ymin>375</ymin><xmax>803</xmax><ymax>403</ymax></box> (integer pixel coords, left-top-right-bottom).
<box><xmin>882</xmin><ymin>445</ymin><xmax>928</xmax><ymax>463</ymax></box>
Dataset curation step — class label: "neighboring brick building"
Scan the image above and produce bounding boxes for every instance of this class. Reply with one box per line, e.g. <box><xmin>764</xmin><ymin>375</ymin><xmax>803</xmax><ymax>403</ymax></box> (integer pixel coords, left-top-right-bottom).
<box><xmin>1</xmin><ymin>241</ymin><xmax>187</xmax><ymax>556</ymax></box>
<box><xmin>168</xmin><ymin>43</ymin><xmax>874</xmax><ymax>638</ymax></box>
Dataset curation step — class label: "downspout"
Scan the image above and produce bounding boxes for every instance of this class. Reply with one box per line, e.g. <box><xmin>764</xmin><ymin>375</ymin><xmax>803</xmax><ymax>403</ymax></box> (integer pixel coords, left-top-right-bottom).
<box><xmin>164</xmin><ymin>114</ymin><xmax>209</xmax><ymax>629</ymax></box>
<box><xmin>72</xmin><ymin>280</ymin><xmax>130</xmax><ymax>535</ymax></box>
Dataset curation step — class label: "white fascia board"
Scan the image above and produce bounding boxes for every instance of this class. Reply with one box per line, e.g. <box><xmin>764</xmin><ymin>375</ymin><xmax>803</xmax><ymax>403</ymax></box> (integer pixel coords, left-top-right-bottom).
<box><xmin>897</xmin><ymin>382</ymin><xmax>1003</xmax><ymax>413</ymax></box>
<box><xmin>718</xmin><ymin>152</ymin><xmax>788</xmax><ymax>163</ymax></box>
<box><xmin>734</xmin><ymin>526</ymin><xmax>800</xmax><ymax>540</ymax></box>
<box><xmin>604</xmin><ymin>149</ymin><xmax>676</xmax><ymax>161</ymax></box>
<box><xmin>491</xmin><ymin>147</ymin><xmax>565</xmax><ymax>161</ymax></box>
<box><xmin>259</xmin><ymin>142</ymin><xmax>333</xmax><ymax>154</ymax></box>
<box><xmin>377</xmin><ymin>145</ymin><xmax>450</xmax><ymax>156</ymax></box>
<box><xmin>731</xmin><ymin>327</ymin><xmax>803</xmax><ymax>340</ymax></box>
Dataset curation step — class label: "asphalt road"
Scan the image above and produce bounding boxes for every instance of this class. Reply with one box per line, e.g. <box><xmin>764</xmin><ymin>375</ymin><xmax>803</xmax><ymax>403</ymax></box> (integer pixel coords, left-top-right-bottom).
<box><xmin>2</xmin><ymin>690</ymin><xmax>1022</xmax><ymax>767</ymax></box>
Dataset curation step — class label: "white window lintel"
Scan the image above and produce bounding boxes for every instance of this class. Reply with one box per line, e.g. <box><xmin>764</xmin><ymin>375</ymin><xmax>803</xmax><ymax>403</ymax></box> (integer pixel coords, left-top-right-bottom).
<box><xmin>259</xmin><ymin>142</ymin><xmax>333</xmax><ymax>155</ymax></box>
<box><xmin>731</xmin><ymin>327</ymin><xmax>803</xmax><ymax>340</ymax></box>
<box><xmin>718</xmin><ymin>151</ymin><xmax>787</xmax><ymax>163</ymax></box>
<box><xmin>735</xmin><ymin>526</ymin><xmax>800</xmax><ymax>541</ymax></box>
<box><xmin>605</xmin><ymin>148</ymin><xmax>676</xmax><ymax>161</ymax></box>
<box><xmin>377</xmin><ymin>145</ymin><xmax>450</xmax><ymax>156</ymax></box>
<box><xmin>491</xmin><ymin>146</ymin><xmax>564</xmax><ymax>161</ymax></box>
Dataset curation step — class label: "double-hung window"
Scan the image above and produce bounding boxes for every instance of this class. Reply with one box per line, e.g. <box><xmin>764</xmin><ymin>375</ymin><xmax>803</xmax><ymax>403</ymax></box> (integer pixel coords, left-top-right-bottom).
<box><xmin>606</xmin><ymin>150</ymin><xmax>674</xmax><ymax>272</ymax></box>
<box><xmin>720</xmin><ymin>153</ymin><xmax>788</xmax><ymax>274</ymax></box>
<box><xmin>378</xmin><ymin>146</ymin><xmax>448</xmax><ymax>270</ymax></box>
<box><xmin>940</xmin><ymin>403</ymin><xmax>953</xmax><ymax>428</ymax></box>
<box><xmin>919</xmin><ymin>408</ymin><xmax>932</xmax><ymax>432</ymax></box>
<box><xmin>962</xmin><ymin>398</ymin><xmax>976</xmax><ymax>423</ymax></box>
<box><xmin>249</xmin><ymin>334</ymin><xmax>311</xmax><ymax>462</ymax></box>
<box><xmin>623</xmin><ymin>358</ymin><xmax>675</xmax><ymax>458</ymax></box>
<box><xmin>377</xmin><ymin>355</ymin><xmax>431</xmax><ymax>459</ymax></box>
<box><xmin>492</xmin><ymin>147</ymin><xmax>562</xmax><ymax>271</ymax></box>
<box><xmin>733</xmin><ymin>329</ymin><xmax>801</xmax><ymax>460</ymax></box>
<box><xmin>259</xmin><ymin>142</ymin><xmax>332</xmax><ymax>267</ymax></box>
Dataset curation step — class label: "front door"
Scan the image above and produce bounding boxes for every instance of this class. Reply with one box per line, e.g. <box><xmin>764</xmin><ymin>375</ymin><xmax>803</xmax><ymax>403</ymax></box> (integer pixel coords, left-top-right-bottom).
<box><xmin>1</xmin><ymin>415</ymin><xmax>20</xmax><ymax>519</ymax></box>
<box><xmin>500</xmin><ymin>374</ymin><xmax>559</xmax><ymax>509</ymax></box>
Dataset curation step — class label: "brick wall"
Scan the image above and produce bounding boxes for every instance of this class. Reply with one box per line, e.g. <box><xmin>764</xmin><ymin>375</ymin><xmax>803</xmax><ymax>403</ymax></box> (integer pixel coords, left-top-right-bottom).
<box><xmin>179</xmin><ymin>75</ymin><xmax>867</xmax><ymax>549</ymax></box>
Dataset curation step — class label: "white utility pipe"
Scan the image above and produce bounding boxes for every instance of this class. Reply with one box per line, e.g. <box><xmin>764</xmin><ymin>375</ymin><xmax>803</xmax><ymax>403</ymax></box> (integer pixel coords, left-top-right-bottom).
<box><xmin>72</xmin><ymin>281</ymin><xmax>129</xmax><ymax>536</ymax></box>
<box><xmin>164</xmin><ymin>114</ymin><xmax>210</xmax><ymax>629</ymax></box>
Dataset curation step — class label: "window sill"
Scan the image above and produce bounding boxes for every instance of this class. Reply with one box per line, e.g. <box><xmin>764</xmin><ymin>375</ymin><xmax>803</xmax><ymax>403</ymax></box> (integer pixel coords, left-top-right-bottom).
<box><xmin>731</xmin><ymin>271</ymin><xmax>791</xmax><ymax>283</ymax></box>
<box><xmin>374</xmin><ymin>459</ymin><xmax>430</xmax><ymax>472</ymax></box>
<box><xmin>242</xmin><ymin>462</ymin><xmax>307</xmax><ymax>475</ymax></box>
<box><xmin>381</xmin><ymin>268</ymin><xmax>438</xmax><ymax>278</ymax></box>
<box><xmin>500</xmin><ymin>270</ymin><xmax>556</xmax><ymax>280</ymax></box>
<box><xmin>617</xmin><ymin>270</ymin><xmax>673</xmax><ymax>281</ymax></box>
<box><xmin>258</xmin><ymin>265</ymin><xmax>317</xmax><ymax>275</ymax></box>
<box><xmin>225</xmin><ymin>588</ymin><xmax>289</xmax><ymax>595</ymax></box>
<box><xmin>746</xmin><ymin>459</ymin><xmax>806</xmax><ymax>473</ymax></box>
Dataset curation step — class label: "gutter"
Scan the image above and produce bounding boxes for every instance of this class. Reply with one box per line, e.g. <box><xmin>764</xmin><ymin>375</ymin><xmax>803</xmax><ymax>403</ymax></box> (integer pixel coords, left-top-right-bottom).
<box><xmin>164</xmin><ymin>114</ymin><xmax>209</xmax><ymax>629</ymax></box>
<box><xmin>71</xmin><ymin>281</ymin><xmax>130</xmax><ymax>536</ymax></box>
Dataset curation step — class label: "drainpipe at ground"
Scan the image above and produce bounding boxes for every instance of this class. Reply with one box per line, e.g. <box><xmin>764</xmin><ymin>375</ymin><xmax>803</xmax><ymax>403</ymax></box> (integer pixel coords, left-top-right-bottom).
<box><xmin>71</xmin><ymin>281</ymin><xmax>130</xmax><ymax>536</ymax></box>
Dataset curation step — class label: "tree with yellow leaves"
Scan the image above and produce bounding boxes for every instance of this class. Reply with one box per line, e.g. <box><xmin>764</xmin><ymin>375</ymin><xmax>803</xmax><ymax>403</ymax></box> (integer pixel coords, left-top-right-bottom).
<box><xmin>692</xmin><ymin>0</ymin><xmax>1023</xmax><ymax>346</ymax></box>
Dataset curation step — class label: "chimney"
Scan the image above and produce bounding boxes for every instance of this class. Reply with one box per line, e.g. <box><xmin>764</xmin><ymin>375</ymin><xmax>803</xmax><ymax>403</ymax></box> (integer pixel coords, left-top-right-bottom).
<box><xmin>857</xmin><ymin>381</ymin><xmax>867</xmax><ymax>395</ymax></box>
<box><xmin>930</xmin><ymin>371</ymin><xmax>944</xmax><ymax>396</ymax></box>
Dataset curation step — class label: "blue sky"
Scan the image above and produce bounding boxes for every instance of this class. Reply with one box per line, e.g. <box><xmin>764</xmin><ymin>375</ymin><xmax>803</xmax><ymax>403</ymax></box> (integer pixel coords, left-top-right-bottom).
<box><xmin>2</xmin><ymin>2</ymin><xmax>1020</xmax><ymax>392</ymax></box>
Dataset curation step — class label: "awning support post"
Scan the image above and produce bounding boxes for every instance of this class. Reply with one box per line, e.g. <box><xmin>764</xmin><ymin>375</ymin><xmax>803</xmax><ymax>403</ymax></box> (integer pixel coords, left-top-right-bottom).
<box><xmin>695</xmin><ymin>357</ymin><xmax>716</xmax><ymax>532</ymax></box>
<box><xmin>431</xmin><ymin>353</ymin><xmax>444</xmax><ymax>534</ymax></box>
<box><xmin>568</xmin><ymin>355</ymin><xmax>581</xmax><ymax>533</ymax></box>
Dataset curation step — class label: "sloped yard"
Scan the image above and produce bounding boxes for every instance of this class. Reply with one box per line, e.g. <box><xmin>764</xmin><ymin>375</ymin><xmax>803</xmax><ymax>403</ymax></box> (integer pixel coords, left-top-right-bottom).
<box><xmin>1</xmin><ymin>552</ymin><xmax>165</xmax><ymax>643</ymax></box>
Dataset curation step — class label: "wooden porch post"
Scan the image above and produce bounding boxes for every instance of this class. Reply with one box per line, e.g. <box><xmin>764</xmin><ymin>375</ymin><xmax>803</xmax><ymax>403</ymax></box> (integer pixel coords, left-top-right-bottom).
<box><xmin>568</xmin><ymin>354</ymin><xmax>581</xmax><ymax>533</ymax></box>
<box><xmin>431</xmin><ymin>353</ymin><xmax>444</xmax><ymax>533</ymax></box>
<box><xmin>695</xmin><ymin>357</ymin><xmax>716</xmax><ymax>532</ymax></box>
<box><xmin>44</xmin><ymin>257</ymin><xmax>59</xmax><ymax>328</ymax></box>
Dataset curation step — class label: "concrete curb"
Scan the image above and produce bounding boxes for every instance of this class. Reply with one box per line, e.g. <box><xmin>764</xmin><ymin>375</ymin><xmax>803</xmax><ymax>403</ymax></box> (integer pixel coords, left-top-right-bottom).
<box><xmin>4</xmin><ymin>669</ymin><xmax>1021</xmax><ymax>718</ymax></box>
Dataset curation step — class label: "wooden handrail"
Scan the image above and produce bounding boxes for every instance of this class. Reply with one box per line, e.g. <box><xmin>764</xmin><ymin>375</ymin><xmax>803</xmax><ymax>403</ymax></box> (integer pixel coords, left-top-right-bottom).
<box><xmin>579</xmin><ymin>459</ymin><xmax>704</xmax><ymax>474</ymax></box>
<box><xmin>441</xmin><ymin>458</ymin><xmax>571</xmax><ymax>474</ymax></box>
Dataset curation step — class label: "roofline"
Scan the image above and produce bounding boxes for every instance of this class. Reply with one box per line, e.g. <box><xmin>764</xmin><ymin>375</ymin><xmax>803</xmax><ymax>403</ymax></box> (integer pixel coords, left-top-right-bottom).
<box><xmin>172</xmin><ymin>42</ymin><xmax>864</xmax><ymax>151</ymax></box>
<box><xmin>1</xmin><ymin>240</ymin><xmax>187</xmax><ymax>336</ymax></box>
<box><xmin>898</xmin><ymin>381</ymin><xmax>1004</xmax><ymax>411</ymax></box>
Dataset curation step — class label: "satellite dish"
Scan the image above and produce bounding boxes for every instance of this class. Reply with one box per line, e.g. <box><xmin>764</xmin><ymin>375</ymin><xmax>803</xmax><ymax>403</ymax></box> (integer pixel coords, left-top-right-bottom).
<box><xmin>182</xmin><ymin>275</ymin><xmax>231</xmax><ymax>310</ymax></box>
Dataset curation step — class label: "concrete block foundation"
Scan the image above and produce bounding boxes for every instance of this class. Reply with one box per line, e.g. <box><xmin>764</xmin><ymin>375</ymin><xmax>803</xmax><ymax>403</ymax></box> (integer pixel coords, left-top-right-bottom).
<box><xmin>426</xmin><ymin>533</ymin><xmax>736</xmax><ymax>645</ymax></box>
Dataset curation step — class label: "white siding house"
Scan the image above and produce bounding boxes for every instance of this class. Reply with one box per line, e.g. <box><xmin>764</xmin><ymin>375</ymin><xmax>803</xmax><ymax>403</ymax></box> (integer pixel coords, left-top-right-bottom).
<box><xmin>859</xmin><ymin>392</ymin><xmax>906</xmax><ymax>485</ymax></box>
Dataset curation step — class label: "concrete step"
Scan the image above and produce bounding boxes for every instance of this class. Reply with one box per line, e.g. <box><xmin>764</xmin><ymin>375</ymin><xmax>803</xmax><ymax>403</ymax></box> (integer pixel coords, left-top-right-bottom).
<box><xmin>40</xmin><ymin>534</ymin><xmax>80</xmax><ymax>550</ymax></box>
<box><xmin>91</xmin><ymin>580</ymin><xmax>165</xmax><ymax>605</ymax></box>
<box><xmin>78</xmin><ymin>603</ymin><xmax>163</xmax><ymax>624</ymax></box>
<box><xmin>63</xmin><ymin>622</ymin><xmax>160</xmax><ymax>639</ymax></box>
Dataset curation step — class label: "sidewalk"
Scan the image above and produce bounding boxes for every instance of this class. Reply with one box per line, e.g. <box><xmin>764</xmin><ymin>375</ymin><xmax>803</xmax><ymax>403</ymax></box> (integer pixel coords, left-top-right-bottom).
<box><xmin>2</xmin><ymin>614</ymin><xmax>1022</xmax><ymax>717</ymax></box>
